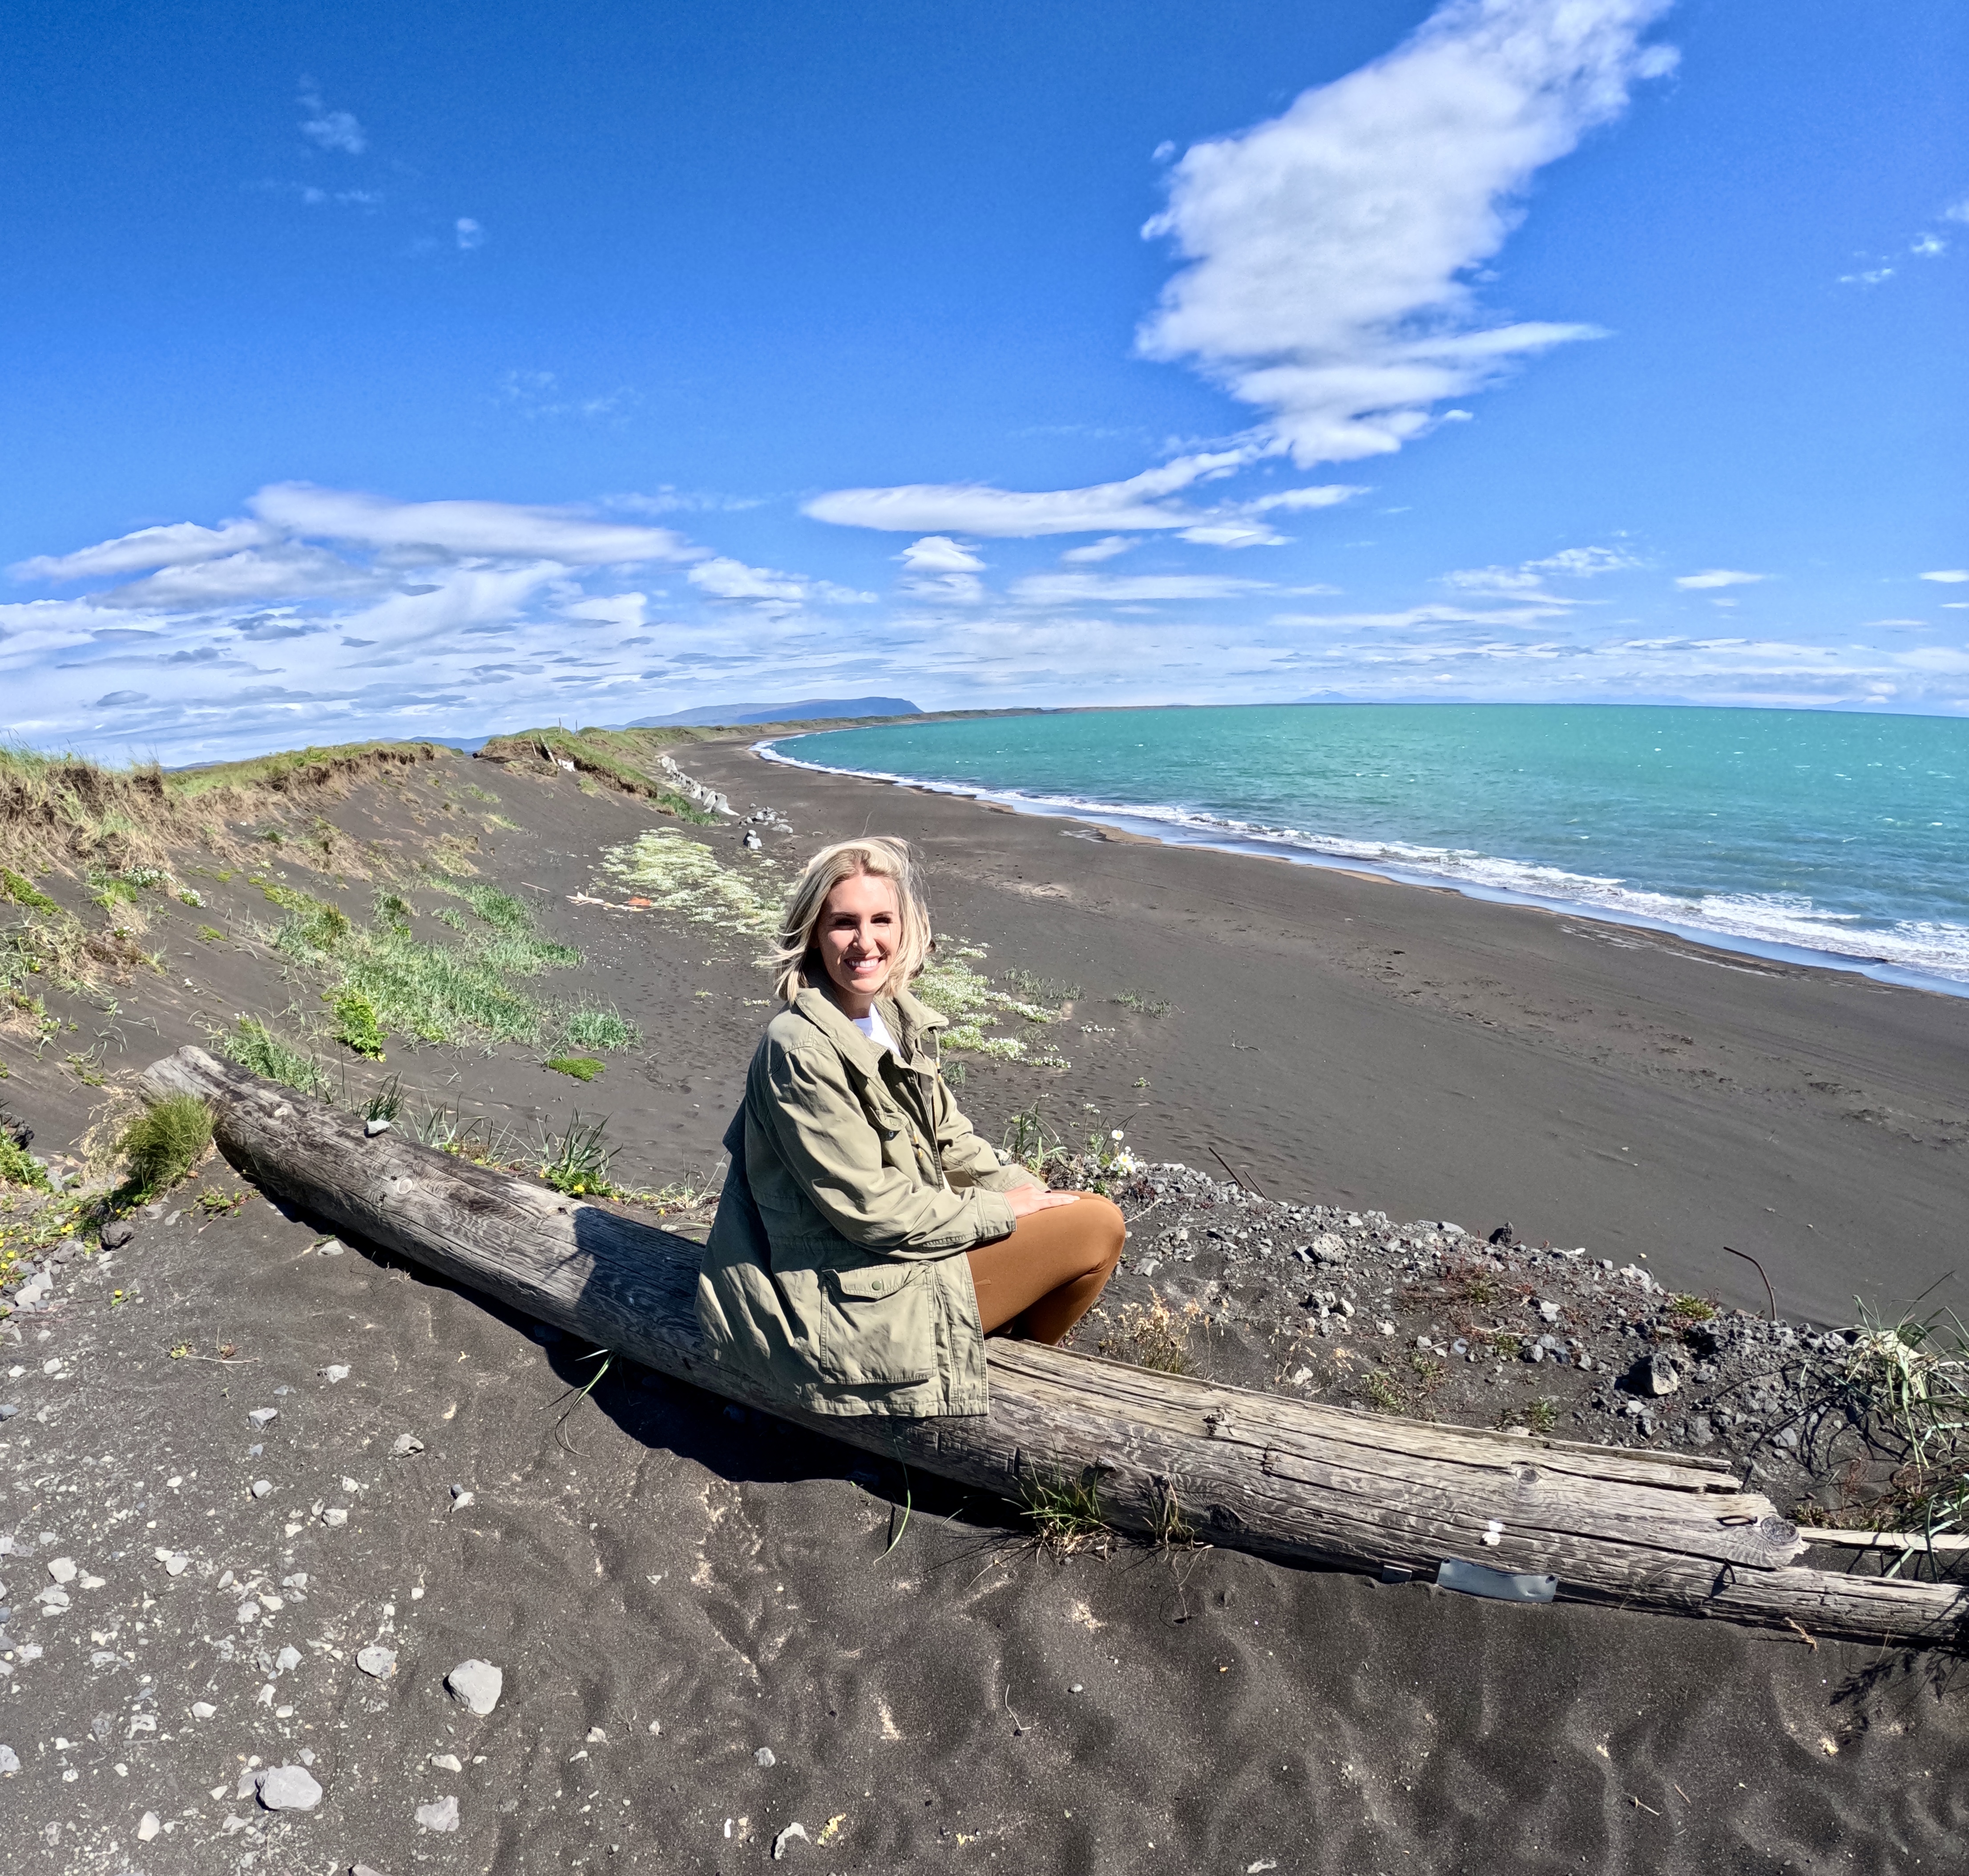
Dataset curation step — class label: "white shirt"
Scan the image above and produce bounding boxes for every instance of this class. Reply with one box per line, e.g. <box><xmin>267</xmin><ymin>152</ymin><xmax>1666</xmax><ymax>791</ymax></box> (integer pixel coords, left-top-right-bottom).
<box><xmin>851</xmin><ymin>1003</ymin><xmax>899</xmax><ymax>1057</ymax></box>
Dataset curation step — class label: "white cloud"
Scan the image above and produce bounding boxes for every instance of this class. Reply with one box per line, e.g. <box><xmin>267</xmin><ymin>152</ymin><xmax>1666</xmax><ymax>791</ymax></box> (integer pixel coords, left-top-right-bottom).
<box><xmin>248</xmin><ymin>483</ymin><xmax>697</xmax><ymax>564</ymax></box>
<box><xmin>298</xmin><ymin>85</ymin><xmax>367</xmax><ymax>155</ymax></box>
<box><xmin>897</xmin><ymin>536</ymin><xmax>984</xmax><ymax>574</ymax></box>
<box><xmin>1443</xmin><ymin>542</ymin><xmax>1638</xmax><ymax>595</ymax></box>
<box><xmin>1527</xmin><ymin>545</ymin><xmax>1639</xmax><ymax>578</ymax></box>
<box><xmin>1272</xmin><ymin>602</ymin><xmax>1571</xmax><ymax>629</ymax></box>
<box><xmin>563</xmin><ymin>593</ymin><xmax>651</xmax><ymax>629</ymax></box>
<box><xmin>1136</xmin><ymin>0</ymin><xmax>1675</xmax><ymax>465</ymax></box>
<box><xmin>1174</xmin><ymin>518</ymin><xmax>1286</xmax><ymax>549</ymax></box>
<box><xmin>456</xmin><ymin>218</ymin><xmax>484</xmax><ymax>251</ymax></box>
<box><xmin>12</xmin><ymin>518</ymin><xmax>278</xmax><ymax>583</ymax></box>
<box><xmin>1060</xmin><ymin>536</ymin><xmax>1139</xmax><ymax>563</ymax></box>
<box><xmin>804</xmin><ymin>448</ymin><xmax>1249</xmax><ymax>538</ymax></box>
<box><xmin>1911</xmin><ymin>234</ymin><xmax>1947</xmax><ymax>258</ymax></box>
<box><xmin>1837</xmin><ymin>267</ymin><xmax>1894</xmax><ymax>287</ymax></box>
<box><xmin>1246</xmin><ymin>485</ymin><xmax>1366</xmax><ymax>513</ymax></box>
<box><xmin>687</xmin><ymin>558</ymin><xmax>811</xmax><ymax>604</ymax></box>
<box><xmin>101</xmin><ymin>546</ymin><xmax>380</xmax><ymax>610</ymax></box>
<box><xmin>1674</xmin><ymin>569</ymin><xmax>1764</xmax><ymax>590</ymax></box>
<box><xmin>1919</xmin><ymin>569</ymin><xmax>1969</xmax><ymax>583</ymax></box>
<box><xmin>1011</xmin><ymin>572</ymin><xmax>1271</xmax><ymax>606</ymax></box>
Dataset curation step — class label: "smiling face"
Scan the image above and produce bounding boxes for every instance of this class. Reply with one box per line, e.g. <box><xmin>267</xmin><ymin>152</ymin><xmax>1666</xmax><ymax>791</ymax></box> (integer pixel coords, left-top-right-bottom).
<box><xmin>814</xmin><ymin>870</ymin><xmax>900</xmax><ymax>1018</ymax></box>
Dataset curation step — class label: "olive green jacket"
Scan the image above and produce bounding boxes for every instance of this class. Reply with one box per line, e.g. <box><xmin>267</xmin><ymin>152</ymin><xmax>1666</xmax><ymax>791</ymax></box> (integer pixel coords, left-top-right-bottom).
<box><xmin>695</xmin><ymin>985</ymin><xmax>1041</xmax><ymax>1417</ymax></box>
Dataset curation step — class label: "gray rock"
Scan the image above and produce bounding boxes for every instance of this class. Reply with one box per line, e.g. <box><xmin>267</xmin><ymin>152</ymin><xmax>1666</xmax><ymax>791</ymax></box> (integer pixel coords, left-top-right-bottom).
<box><xmin>391</xmin><ymin>1433</ymin><xmax>424</xmax><ymax>1456</ymax></box>
<box><xmin>1627</xmin><ymin>1350</ymin><xmax>1683</xmax><ymax>1397</ymax></box>
<box><xmin>321</xmin><ymin>1364</ymin><xmax>350</xmax><ymax>1384</ymax></box>
<box><xmin>445</xmin><ymin>1658</ymin><xmax>502</xmax><ymax>1715</ymax></box>
<box><xmin>100</xmin><ymin>1219</ymin><xmax>134</xmax><ymax>1249</ymax></box>
<box><xmin>357</xmin><ymin>1645</ymin><xmax>398</xmax><ymax>1678</ymax></box>
<box><xmin>755</xmin><ymin>1746</ymin><xmax>776</xmax><ymax>1767</ymax></box>
<box><xmin>256</xmin><ymin>1763</ymin><xmax>323</xmax><ymax>1811</ymax></box>
<box><xmin>1537</xmin><ymin>1299</ymin><xmax>1562</xmax><ymax>1324</ymax></box>
<box><xmin>247</xmin><ymin>1407</ymin><xmax>278</xmax><ymax>1428</ymax></box>
<box><xmin>772</xmin><ymin>1822</ymin><xmax>811</xmax><ymax>1858</ymax></box>
<box><xmin>416</xmin><ymin>1794</ymin><xmax>461</xmax><ymax>1832</ymax></box>
<box><xmin>0</xmin><ymin>1404</ymin><xmax>19</xmax><ymax>1422</ymax></box>
<box><xmin>47</xmin><ymin>1556</ymin><xmax>77</xmax><ymax>1584</ymax></box>
<box><xmin>251</xmin><ymin>1480</ymin><xmax>274</xmax><ymax>1499</ymax></box>
<box><xmin>0</xmin><ymin>1744</ymin><xmax>17</xmax><ymax>1775</ymax></box>
<box><xmin>275</xmin><ymin>1645</ymin><xmax>302</xmax><ymax>1673</ymax></box>
<box><xmin>364</xmin><ymin>1117</ymin><xmax>393</xmax><ymax>1136</ymax></box>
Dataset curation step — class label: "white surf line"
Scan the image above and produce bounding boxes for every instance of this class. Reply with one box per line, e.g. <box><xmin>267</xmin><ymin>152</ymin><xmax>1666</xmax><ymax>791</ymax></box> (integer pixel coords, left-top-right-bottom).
<box><xmin>753</xmin><ymin>737</ymin><xmax>1969</xmax><ymax>1002</ymax></box>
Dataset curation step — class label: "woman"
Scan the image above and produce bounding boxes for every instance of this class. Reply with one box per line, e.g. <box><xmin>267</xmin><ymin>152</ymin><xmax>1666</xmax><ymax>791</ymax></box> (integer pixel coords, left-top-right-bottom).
<box><xmin>697</xmin><ymin>837</ymin><xmax>1124</xmax><ymax>1417</ymax></box>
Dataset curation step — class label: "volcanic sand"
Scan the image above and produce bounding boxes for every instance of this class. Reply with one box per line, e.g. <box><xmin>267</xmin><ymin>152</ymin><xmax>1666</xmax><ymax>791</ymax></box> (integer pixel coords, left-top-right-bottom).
<box><xmin>0</xmin><ymin>738</ymin><xmax>1963</xmax><ymax>1873</ymax></box>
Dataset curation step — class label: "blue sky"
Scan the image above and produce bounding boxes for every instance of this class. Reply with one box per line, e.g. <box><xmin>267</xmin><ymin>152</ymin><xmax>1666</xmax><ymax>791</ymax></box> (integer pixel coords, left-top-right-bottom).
<box><xmin>5</xmin><ymin>0</ymin><xmax>1966</xmax><ymax>762</ymax></box>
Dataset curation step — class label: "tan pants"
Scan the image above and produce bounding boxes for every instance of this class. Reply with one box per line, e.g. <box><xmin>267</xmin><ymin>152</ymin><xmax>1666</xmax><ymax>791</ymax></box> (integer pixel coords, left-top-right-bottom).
<box><xmin>965</xmin><ymin>1191</ymin><xmax>1126</xmax><ymax>1344</ymax></box>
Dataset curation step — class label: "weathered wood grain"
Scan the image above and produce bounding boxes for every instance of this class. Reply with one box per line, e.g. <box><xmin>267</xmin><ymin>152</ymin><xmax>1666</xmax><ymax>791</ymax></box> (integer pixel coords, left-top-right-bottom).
<box><xmin>141</xmin><ymin>1046</ymin><xmax>1966</xmax><ymax>1649</ymax></box>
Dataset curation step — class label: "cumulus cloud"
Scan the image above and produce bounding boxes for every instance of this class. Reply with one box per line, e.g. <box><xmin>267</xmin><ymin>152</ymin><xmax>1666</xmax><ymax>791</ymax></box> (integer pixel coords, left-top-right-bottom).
<box><xmin>1919</xmin><ymin>569</ymin><xmax>1969</xmax><ymax>583</ymax></box>
<box><xmin>686</xmin><ymin>557</ymin><xmax>875</xmax><ymax>616</ymax></box>
<box><xmin>456</xmin><ymin>218</ymin><xmax>484</xmax><ymax>251</ymax></box>
<box><xmin>898</xmin><ymin>536</ymin><xmax>984</xmax><ymax>574</ymax></box>
<box><xmin>298</xmin><ymin>84</ymin><xmax>367</xmax><ymax>155</ymax></box>
<box><xmin>1674</xmin><ymin>569</ymin><xmax>1764</xmax><ymax>590</ymax></box>
<box><xmin>1136</xmin><ymin>0</ymin><xmax>1676</xmax><ymax>465</ymax></box>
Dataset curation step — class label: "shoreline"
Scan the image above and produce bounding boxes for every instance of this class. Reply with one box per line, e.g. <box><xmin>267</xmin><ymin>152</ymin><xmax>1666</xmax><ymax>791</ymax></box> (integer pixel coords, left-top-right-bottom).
<box><xmin>755</xmin><ymin>736</ymin><xmax>1969</xmax><ymax>1003</ymax></box>
<box><xmin>684</xmin><ymin>736</ymin><xmax>1969</xmax><ymax>1331</ymax></box>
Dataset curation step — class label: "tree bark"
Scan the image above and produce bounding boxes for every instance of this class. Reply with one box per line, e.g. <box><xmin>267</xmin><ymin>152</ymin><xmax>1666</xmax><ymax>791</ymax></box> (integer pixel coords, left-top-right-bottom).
<box><xmin>141</xmin><ymin>1046</ymin><xmax>1965</xmax><ymax>1650</ymax></box>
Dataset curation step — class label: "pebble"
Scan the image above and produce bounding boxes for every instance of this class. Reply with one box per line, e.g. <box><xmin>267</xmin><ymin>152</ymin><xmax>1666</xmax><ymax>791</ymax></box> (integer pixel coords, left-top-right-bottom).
<box><xmin>256</xmin><ymin>1763</ymin><xmax>324</xmax><ymax>1811</ymax></box>
<box><xmin>0</xmin><ymin>1403</ymin><xmax>18</xmax><ymax>1421</ymax></box>
<box><xmin>247</xmin><ymin>1408</ymin><xmax>278</xmax><ymax>1428</ymax></box>
<box><xmin>446</xmin><ymin>1658</ymin><xmax>503</xmax><ymax>1715</ymax></box>
<box><xmin>357</xmin><ymin>1645</ymin><xmax>398</xmax><ymax>1678</ymax></box>
<box><xmin>48</xmin><ymin>1556</ymin><xmax>78</xmax><ymax>1584</ymax></box>
<box><xmin>364</xmin><ymin>1117</ymin><xmax>393</xmax><ymax>1136</ymax></box>
<box><xmin>755</xmin><ymin>1746</ymin><xmax>776</xmax><ymax>1767</ymax></box>
<box><xmin>772</xmin><ymin>1822</ymin><xmax>811</xmax><ymax>1858</ymax></box>
<box><xmin>320</xmin><ymin>1508</ymin><xmax>349</xmax><ymax>1528</ymax></box>
<box><xmin>191</xmin><ymin>1702</ymin><xmax>216</xmax><ymax>1719</ymax></box>
<box><xmin>276</xmin><ymin>1646</ymin><xmax>302</xmax><ymax>1673</ymax></box>
<box><xmin>391</xmin><ymin>1433</ymin><xmax>425</xmax><ymax>1456</ymax></box>
<box><xmin>100</xmin><ymin>1219</ymin><xmax>134</xmax><ymax>1249</ymax></box>
<box><xmin>251</xmin><ymin>1480</ymin><xmax>274</xmax><ymax>1498</ymax></box>
<box><xmin>137</xmin><ymin>1811</ymin><xmax>161</xmax><ymax>1840</ymax></box>
<box><xmin>0</xmin><ymin>1745</ymin><xmax>18</xmax><ymax>1775</ymax></box>
<box><xmin>37</xmin><ymin>1585</ymin><xmax>71</xmax><ymax>1611</ymax></box>
<box><xmin>416</xmin><ymin>1794</ymin><xmax>461</xmax><ymax>1832</ymax></box>
<box><xmin>431</xmin><ymin>1751</ymin><xmax>463</xmax><ymax>1772</ymax></box>
<box><xmin>322</xmin><ymin>1364</ymin><xmax>351</xmax><ymax>1384</ymax></box>
<box><xmin>1537</xmin><ymin>1300</ymin><xmax>1562</xmax><ymax>1324</ymax></box>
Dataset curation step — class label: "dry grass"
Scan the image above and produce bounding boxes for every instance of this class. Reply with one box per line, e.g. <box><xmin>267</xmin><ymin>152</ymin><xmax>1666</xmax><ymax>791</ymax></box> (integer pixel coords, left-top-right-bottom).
<box><xmin>1095</xmin><ymin>1291</ymin><xmax>1201</xmax><ymax>1375</ymax></box>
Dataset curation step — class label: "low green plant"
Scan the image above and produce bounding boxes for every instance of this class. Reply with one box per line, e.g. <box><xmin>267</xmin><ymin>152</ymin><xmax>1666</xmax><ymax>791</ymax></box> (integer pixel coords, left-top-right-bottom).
<box><xmin>119</xmin><ymin>1094</ymin><xmax>214</xmax><ymax>1197</ymax></box>
<box><xmin>196</xmin><ymin>925</ymin><xmax>226</xmax><ymax>943</ymax></box>
<box><xmin>363</xmin><ymin>1075</ymin><xmax>403</xmax><ymax>1124</ymax></box>
<box><xmin>0</xmin><ymin>1132</ymin><xmax>51</xmax><ymax>1190</ymax></box>
<box><xmin>538</xmin><ymin>1114</ymin><xmax>618</xmax><ymax>1197</ymax></box>
<box><xmin>218</xmin><ymin>1017</ymin><xmax>333</xmax><ymax>1098</ymax></box>
<box><xmin>546</xmin><ymin>1055</ymin><xmax>605</xmax><ymax>1082</ymax></box>
<box><xmin>559</xmin><ymin>1005</ymin><xmax>640</xmax><ymax>1051</ymax></box>
<box><xmin>1667</xmin><ymin>1294</ymin><xmax>1717</xmax><ymax>1322</ymax></box>
<box><xmin>1001</xmin><ymin>968</ymin><xmax>1081</xmax><ymax>1007</ymax></box>
<box><xmin>1110</xmin><ymin>990</ymin><xmax>1172</xmax><ymax>1018</ymax></box>
<box><xmin>177</xmin><ymin>886</ymin><xmax>205</xmax><ymax>908</ymax></box>
<box><xmin>1362</xmin><ymin>1369</ymin><xmax>1405</xmax><ymax>1414</ymax></box>
<box><xmin>1002</xmin><ymin>1098</ymin><xmax>1065</xmax><ymax>1176</ymax></box>
<box><xmin>329</xmin><ymin>987</ymin><xmax>387</xmax><ymax>1059</ymax></box>
<box><xmin>1</xmin><ymin>868</ymin><xmax>60</xmax><ymax>914</ymax></box>
<box><xmin>1525</xmin><ymin>1396</ymin><xmax>1561</xmax><ymax>1435</ymax></box>
<box><xmin>1022</xmin><ymin>1469</ymin><xmax>1112</xmax><ymax>1556</ymax></box>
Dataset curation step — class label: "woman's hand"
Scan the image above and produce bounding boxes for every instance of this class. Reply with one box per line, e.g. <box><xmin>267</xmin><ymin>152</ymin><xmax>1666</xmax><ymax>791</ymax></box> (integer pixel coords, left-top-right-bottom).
<box><xmin>1005</xmin><ymin>1184</ymin><xmax>1082</xmax><ymax>1219</ymax></box>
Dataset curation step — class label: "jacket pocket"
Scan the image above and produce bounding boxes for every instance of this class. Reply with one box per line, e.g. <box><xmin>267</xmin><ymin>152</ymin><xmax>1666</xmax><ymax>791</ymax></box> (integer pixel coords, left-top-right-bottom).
<box><xmin>817</xmin><ymin>1259</ymin><xmax>936</xmax><ymax>1387</ymax></box>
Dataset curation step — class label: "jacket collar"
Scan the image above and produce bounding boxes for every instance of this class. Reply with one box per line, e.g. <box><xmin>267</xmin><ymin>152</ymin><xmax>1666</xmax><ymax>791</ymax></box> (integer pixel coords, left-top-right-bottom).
<box><xmin>789</xmin><ymin>982</ymin><xmax>944</xmax><ymax>1075</ymax></box>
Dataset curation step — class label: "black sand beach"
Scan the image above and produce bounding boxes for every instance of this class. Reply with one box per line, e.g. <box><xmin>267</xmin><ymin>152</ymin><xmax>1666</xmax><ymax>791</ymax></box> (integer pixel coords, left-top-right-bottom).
<box><xmin>2</xmin><ymin>736</ymin><xmax>1964</xmax><ymax>1873</ymax></box>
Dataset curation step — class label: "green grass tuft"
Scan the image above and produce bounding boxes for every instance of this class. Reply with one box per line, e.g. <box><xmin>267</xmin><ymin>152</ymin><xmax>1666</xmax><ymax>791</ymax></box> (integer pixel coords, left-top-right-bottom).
<box><xmin>1021</xmin><ymin>1469</ymin><xmax>1112</xmax><ymax>1556</ymax></box>
<box><xmin>218</xmin><ymin>1017</ymin><xmax>334</xmax><ymax>1098</ymax></box>
<box><xmin>559</xmin><ymin>1005</ymin><xmax>639</xmax><ymax>1051</ymax></box>
<box><xmin>545</xmin><ymin>1055</ymin><xmax>605</xmax><ymax>1082</ymax></box>
<box><xmin>119</xmin><ymin>1094</ymin><xmax>214</xmax><ymax>1197</ymax></box>
<box><xmin>537</xmin><ymin>1113</ymin><xmax>618</xmax><ymax>1197</ymax></box>
<box><xmin>1</xmin><ymin>867</ymin><xmax>60</xmax><ymax>914</ymax></box>
<box><xmin>0</xmin><ymin>1132</ymin><xmax>51</xmax><ymax>1190</ymax></box>
<box><xmin>330</xmin><ymin>987</ymin><xmax>387</xmax><ymax>1059</ymax></box>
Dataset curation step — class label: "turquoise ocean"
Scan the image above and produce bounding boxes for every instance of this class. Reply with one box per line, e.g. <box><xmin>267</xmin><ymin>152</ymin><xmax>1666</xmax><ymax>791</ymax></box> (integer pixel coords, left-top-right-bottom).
<box><xmin>767</xmin><ymin>705</ymin><xmax>1969</xmax><ymax>995</ymax></box>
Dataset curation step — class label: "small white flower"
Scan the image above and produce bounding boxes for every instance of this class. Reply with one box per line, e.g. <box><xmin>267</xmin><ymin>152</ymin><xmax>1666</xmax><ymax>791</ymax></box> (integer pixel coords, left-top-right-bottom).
<box><xmin>1111</xmin><ymin>1129</ymin><xmax>1125</xmax><ymax>1141</ymax></box>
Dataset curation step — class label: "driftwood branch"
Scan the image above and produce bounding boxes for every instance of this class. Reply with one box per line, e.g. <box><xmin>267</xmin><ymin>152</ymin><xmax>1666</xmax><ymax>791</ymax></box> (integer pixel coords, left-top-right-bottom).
<box><xmin>141</xmin><ymin>1046</ymin><xmax>1966</xmax><ymax>1650</ymax></box>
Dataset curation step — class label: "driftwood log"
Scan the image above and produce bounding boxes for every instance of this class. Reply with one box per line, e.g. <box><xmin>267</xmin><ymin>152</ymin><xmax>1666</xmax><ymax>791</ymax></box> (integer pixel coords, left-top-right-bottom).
<box><xmin>142</xmin><ymin>1046</ymin><xmax>1965</xmax><ymax>1649</ymax></box>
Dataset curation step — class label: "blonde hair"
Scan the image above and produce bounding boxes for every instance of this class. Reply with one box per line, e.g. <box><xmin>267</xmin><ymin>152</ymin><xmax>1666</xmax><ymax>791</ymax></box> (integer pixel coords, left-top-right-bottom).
<box><xmin>771</xmin><ymin>837</ymin><xmax>933</xmax><ymax>1006</ymax></box>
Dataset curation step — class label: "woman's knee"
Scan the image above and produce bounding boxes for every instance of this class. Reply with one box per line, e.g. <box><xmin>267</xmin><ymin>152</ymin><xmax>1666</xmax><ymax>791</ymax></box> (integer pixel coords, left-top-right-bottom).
<box><xmin>1081</xmin><ymin>1193</ymin><xmax>1126</xmax><ymax>1270</ymax></box>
